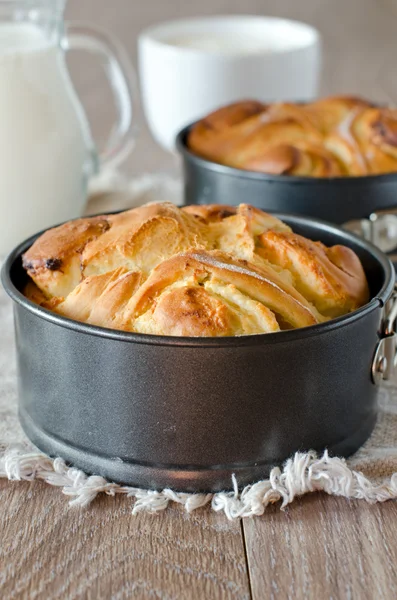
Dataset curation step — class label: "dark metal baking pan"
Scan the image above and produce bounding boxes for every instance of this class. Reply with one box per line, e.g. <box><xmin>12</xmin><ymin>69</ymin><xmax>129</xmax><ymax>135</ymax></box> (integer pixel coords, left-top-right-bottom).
<box><xmin>1</xmin><ymin>214</ymin><xmax>395</xmax><ymax>492</ymax></box>
<box><xmin>176</xmin><ymin>126</ymin><xmax>397</xmax><ymax>225</ymax></box>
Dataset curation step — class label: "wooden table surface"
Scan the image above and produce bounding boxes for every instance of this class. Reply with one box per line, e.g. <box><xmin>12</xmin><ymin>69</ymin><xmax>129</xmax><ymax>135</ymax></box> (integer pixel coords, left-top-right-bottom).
<box><xmin>3</xmin><ymin>1</ymin><xmax>397</xmax><ymax>598</ymax></box>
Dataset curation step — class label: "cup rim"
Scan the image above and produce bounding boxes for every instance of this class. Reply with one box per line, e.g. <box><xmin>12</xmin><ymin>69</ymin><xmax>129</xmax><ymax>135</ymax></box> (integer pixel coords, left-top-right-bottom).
<box><xmin>138</xmin><ymin>15</ymin><xmax>321</xmax><ymax>57</ymax></box>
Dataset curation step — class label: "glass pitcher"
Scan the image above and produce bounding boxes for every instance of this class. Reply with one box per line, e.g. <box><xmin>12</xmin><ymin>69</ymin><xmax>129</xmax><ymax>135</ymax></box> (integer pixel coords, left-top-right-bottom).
<box><xmin>0</xmin><ymin>0</ymin><xmax>138</xmax><ymax>254</ymax></box>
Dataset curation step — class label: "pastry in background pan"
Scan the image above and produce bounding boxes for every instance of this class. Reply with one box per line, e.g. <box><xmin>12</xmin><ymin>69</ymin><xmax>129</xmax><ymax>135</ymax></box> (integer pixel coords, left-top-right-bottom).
<box><xmin>23</xmin><ymin>202</ymin><xmax>369</xmax><ymax>336</ymax></box>
<box><xmin>187</xmin><ymin>96</ymin><xmax>397</xmax><ymax>177</ymax></box>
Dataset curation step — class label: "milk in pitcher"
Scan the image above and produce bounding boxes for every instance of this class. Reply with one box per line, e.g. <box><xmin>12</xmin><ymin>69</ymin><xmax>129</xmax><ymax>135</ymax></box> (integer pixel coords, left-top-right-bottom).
<box><xmin>0</xmin><ymin>23</ymin><xmax>95</xmax><ymax>254</ymax></box>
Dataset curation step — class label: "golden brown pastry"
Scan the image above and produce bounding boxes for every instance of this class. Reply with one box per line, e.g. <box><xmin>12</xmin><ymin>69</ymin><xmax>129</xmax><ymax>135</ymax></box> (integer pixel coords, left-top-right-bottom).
<box><xmin>187</xmin><ymin>95</ymin><xmax>397</xmax><ymax>177</ymax></box>
<box><xmin>23</xmin><ymin>202</ymin><xmax>210</xmax><ymax>298</ymax></box>
<box><xmin>22</xmin><ymin>216</ymin><xmax>110</xmax><ymax>299</ymax></box>
<box><xmin>257</xmin><ymin>231</ymin><xmax>368</xmax><ymax>317</ymax></box>
<box><xmin>23</xmin><ymin>202</ymin><xmax>369</xmax><ymax>337</ymax></box>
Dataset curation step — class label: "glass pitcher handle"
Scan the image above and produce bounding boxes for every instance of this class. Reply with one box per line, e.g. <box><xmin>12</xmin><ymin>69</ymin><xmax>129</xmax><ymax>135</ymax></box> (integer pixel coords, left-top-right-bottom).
<box><xmin>63</xmin><ymin>23</ymin><xmax>139</xmax><ymax>171</ymax></box>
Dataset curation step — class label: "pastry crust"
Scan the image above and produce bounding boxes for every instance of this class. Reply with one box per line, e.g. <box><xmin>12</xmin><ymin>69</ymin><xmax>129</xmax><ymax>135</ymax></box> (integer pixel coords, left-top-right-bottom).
<box><xmin>187</xmin><ymin>96</ymin><xmax>397</xmax><ymax>177</ymax></box>
<box><xmin>22</xmin><ymin>216</ymin><xmax>110</xmax><ymax>299</ymax></box>
<box><xmin>23</xmin><ymin>202</ymin><xmax>369</xmax><ymax>336</ymax></box>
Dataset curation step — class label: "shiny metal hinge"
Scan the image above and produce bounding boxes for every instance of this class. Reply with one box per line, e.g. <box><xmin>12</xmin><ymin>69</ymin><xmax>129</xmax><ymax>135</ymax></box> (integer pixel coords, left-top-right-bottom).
<box><xmin>372</xmin><ymin>286</ymin><xmax>397</xmax><ymax>384</ymax></box>
<box><xmin>344</xmin><ymin>210</ymin><xmax>397</xmax><ymax>254</ymax></box>
<box><xmin>372</xmin><ymin>334</ymin><xmax>397</xmax><ymax>384</ymax></box>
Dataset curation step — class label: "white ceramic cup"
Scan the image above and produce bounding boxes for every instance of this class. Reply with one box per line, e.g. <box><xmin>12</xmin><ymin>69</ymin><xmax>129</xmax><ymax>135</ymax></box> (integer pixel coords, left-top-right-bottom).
<box><xmin>138</xmin><ymin>15</ymin><xmax>322</xmax><ymax>151</ymax></box>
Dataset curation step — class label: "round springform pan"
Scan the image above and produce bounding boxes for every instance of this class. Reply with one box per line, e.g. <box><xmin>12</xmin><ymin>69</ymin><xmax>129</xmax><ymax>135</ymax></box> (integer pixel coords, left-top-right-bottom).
<box><xmin>1</xmin><ymin>214</ymin><xmax>395</xmax><ymax>492</ymax></box>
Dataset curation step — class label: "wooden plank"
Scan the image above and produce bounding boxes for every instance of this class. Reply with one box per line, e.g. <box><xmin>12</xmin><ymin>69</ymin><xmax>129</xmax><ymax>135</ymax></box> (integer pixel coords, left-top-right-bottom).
<box><xmin>243</xmin><ymin>493</ymin><xmax>397</xmax><ymax>600</ymax></box>
<box><xmin>0</xmin><ymin>480</ymin><xmax>251</xmax><ymax>600</ymax></box>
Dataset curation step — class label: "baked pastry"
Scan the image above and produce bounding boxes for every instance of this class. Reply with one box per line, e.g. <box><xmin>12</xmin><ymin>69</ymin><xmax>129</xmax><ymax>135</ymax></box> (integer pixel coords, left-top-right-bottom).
<box><xmin>187</xmin><ymin>96</ymin><xmax>397</xmax><ymax>177</ymax></box>
<box><xmin>23</xmin><ymin>202</ymin><xmax>369</xmax><ymax>337</ymax></box>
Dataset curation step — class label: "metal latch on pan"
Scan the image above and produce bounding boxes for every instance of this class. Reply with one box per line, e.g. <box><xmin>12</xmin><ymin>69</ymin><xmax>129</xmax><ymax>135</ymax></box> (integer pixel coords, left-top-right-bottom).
<box><xmin>372</xmin><ymin>286</ymin><xmax>397</xmax><ymax>384</ymax></box>
<box><xmin>344</xmin><ymin>211</ymin><xmax>397</xmax><ymax>256</ymax></box>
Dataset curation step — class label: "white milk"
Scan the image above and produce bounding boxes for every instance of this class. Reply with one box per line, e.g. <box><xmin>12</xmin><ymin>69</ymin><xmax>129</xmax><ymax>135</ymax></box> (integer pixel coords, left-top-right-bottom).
<box><xmin>0</xmin><ymin>23</ymin><xmax>94</xmax><ymax>254</ymax></box>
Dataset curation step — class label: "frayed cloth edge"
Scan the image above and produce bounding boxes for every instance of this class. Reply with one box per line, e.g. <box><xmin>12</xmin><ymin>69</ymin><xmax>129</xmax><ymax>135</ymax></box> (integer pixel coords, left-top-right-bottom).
<box><xmin>1</xmin><ymin>445</ymin><xmax>397</xmax><ymax>519</ymax></box>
